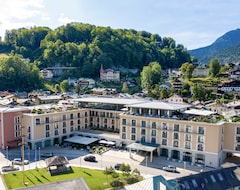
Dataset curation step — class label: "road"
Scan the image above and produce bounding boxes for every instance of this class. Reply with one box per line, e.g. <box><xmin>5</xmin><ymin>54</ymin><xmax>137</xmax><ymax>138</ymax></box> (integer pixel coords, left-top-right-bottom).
<box><xmin>0</xmin><ymin>146</ymin><xmax>211</xmax><ymax>189</ymax></box>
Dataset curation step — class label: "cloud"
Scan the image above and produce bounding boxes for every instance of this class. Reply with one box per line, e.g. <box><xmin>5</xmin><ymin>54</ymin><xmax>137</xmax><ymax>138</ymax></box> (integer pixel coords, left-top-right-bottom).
<box><xmin>58</xmin><ymin>14</ymin><xmax>76</xmax><ymax>25</ymax></box>
<box><xmin>0</xmin><ymin>0</ymin><xmax>44</xmax><ymax>38</ymax></box>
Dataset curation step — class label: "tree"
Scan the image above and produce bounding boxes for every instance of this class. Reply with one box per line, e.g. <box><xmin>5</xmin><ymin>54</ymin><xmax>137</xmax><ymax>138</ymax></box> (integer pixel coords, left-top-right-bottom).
<box><xmin>159</xmin><ymin>88</ymin><xmax>170</xmax><ymax>99</ymax></box>
<box><xmin>122</xmin><ymin>82</ymin><xmax>129</xmax><ymax>93</ymax></box>
<box><xmin>179</xmin><ymin>62</ymin><xmax>194</xmax><ymax>79</ymax></box>
<box><xmin>140</xmin><ymin>61</ymin><xmax>162</xmax><ymax>96</ymax></box>
<box><xmin>209</xmin><ymin>58</ymin><xmax>220</xmax><ymax>77</ymax></box>
<box><xmin>60</xmin><ymin>80</ymin><xmax>70</xmax><ymax>92</ymax></box>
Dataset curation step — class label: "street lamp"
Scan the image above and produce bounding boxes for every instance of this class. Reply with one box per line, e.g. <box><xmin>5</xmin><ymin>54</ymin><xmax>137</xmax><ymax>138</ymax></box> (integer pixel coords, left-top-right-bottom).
<box><xmin>6</xmin><ymin>146</ymin><xmax>8</xmax><ymax>165</ymax></box>
<box><xmin>38</xmin><ymin>147</ymin><xmax>40</xmax><ymax>167</ymax></box>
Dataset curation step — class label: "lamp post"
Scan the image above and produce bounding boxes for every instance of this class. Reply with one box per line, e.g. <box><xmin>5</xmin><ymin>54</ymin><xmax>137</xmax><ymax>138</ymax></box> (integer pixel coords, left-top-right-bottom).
<box><xmin>6</xmin><ymin>146</ymin><xmax>8</xmax><ymax>165</ymax></box>
<box><xmin>38</xmin><ymin>147</ymin><xmax>40</xmax><ymax>167</ymax></box>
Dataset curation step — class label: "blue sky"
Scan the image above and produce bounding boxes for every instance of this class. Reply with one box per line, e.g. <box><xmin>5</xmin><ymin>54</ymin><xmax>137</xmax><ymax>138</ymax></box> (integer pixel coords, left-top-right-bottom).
<box><xmin>0</xmin><ymin>0</ymin><xmax>240</xmax><ymax>50</ymax></box>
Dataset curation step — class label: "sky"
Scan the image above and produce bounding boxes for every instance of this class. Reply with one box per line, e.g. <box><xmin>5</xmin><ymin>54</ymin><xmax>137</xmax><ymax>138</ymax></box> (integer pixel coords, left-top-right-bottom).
<box><xmin>0</xmin><ymin>0</ymin><xmax>240</xmax><ymax>50</ymax></box>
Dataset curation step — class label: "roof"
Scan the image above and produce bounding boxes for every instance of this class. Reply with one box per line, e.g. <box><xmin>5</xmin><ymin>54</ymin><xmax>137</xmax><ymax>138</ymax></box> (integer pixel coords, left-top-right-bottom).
<box><xmin>183</xmin><ymin>109</ymin><xmax>216</xmax><ymax>116</ymax></box>
<box><xmin>45</xmin><ymin>156</ymin><xmax>69</xmax><ymax>167</ymax></box>
<box><xmin>126</xmin><ymin>142</ymin><xmax>159</xmax><ymax>152</ymax></box>
<box><xmin>18</xmin><ymin>178</ymin><xmax>90</xmax><ymax>190</ymax></box>
<box><xmin>127</xmin><ymin>101</ymin><xmax>192</xmax><ymax>111</ymax></box>
<box><xmin>64</xmin><ymin>136</ymin><xmax>98</xmax><ymax>145</ymax></box>
<box><xmin>73</xmin><ymin>97</ymin><xmax>146</xmax><ymax>105</ymax></box>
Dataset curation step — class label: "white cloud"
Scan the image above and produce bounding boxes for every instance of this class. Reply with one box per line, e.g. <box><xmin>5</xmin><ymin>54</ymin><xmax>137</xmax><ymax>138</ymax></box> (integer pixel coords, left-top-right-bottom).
<box><xmin>0</xmin><ymin>0</ymin><xmax>44</xmax><ymax>38</ymax></box>
<box><xmin>58</xmin><ymin>14</ymin><xmax>76</xmax><ymax>25</ymax></box>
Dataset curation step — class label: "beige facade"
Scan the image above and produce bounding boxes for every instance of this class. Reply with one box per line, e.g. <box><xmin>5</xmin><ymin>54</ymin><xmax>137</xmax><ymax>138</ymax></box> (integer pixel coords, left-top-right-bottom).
<box><xmin>15</xmin><ymin>96</ymin><xmax>240</xmax><ymax>169</ymax></box>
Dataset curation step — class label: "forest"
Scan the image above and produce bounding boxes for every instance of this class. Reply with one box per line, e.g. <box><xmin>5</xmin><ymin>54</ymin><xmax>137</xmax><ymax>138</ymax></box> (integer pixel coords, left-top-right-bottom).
<box><xmin>0</xmin><ymin>22</ymin><xmax>193</xmax><ymax>80</ymax></box>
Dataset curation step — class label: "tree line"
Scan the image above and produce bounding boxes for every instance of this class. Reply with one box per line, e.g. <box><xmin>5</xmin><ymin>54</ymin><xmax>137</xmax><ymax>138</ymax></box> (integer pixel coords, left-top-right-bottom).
<box><xmin>0</xmin><ymin>22</ymin><xmax>193</xmax><ymax>81</ymax></box>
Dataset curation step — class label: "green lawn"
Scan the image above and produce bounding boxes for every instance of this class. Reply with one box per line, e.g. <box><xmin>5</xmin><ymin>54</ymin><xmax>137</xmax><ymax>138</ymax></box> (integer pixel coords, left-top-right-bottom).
<box><xmin>3</xmin><ymin>166</ymin><xmax>141</xmax><ymax>190</ymax></box>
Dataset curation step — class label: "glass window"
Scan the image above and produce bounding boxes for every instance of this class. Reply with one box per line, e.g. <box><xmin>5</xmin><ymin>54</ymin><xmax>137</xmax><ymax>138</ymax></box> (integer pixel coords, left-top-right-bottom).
<box><xmin>174</xmin><ymin>124</ymin><xmax>179</xmax><ymax>131</ymax></box>
<box><xmin>122</xmin><ymin>119</ymin><xmax>126</xmax><ymax>125</ymax></box>
<box><xmin>131</xmin><ymin>127</ymin><xmax>136</xmax><ymax>134</ymax></box>
<box><xmin>62</xmin><ymin>115</ymin><xmax>66</xmax><ymax>120</ymax></box>
<box><xmin>217</xmin><ymin>173</ymin><xmax>224</xmax><ymax>181</ymax></box>
<box><xmin>132</xmin><ymin>120</ymin><xmax>136</xmax><ymax>126</ymax></box>
<box><xmin>162</xmin><ymin>123</ymin><xmax>168</xmax><ymax>130</ymax></box>
<box><xmin>142</xmin><ymin>120</ymin><xmax>146</xmax><ymax>127</ymax></box>
<box><xmin>186</xmin><ymin>125</ymin><xmax>192</xmax><ymax>133</ymax></box>
<box><xmin>36</xmin><ymin>118</ymin><xmax>40</xmax><ymax>125</ymax></box>
<box><xmin>185</xmin><ymin>142</ymin><xmax>191</xmax><ymax>149</ymax></box>
<box><xmin>70</xmin><ymin>114</ymin><xmax>74</xmax><ymax>119</ymax></box>
<box><xmin>197</xmin><ymin>144</ymin><xmax>204</xmax><ymax>151</ymax></box>
<box><xmin>151</xmin><ymin>130</ymin><xmax>156</xmax><ymax>136</ymax></box>
<box><xmin>141</xmin><ymin>129</ymin><xmax>146</xmax><ymax>135</ymax></box>
<box><xmin>198</xmin><ymin>126</ymin><xmax>205</xmax><ymax>134</ymax></box>
<box><xmin>152</xmin><ymin>122</ymin><xmax>156</xmax><ymax>128</ymax></box>
<box><xmin>162</xmin><ymin>131</ymin><xmax>168</xmax><ymax>138</ymax></box>
<box><xmin>45</xmin><ymin>117</ymin><xmax>49</xmax><ymax>123</ymax></box>
<box><xmin>237</xmin><ymin>127</ymin><xmax>240</xmax><ymax>134</ymax></box>
<box><xmin>198</xmin><ymin>136</ymin><xmax>205</xmax><ymax>143</ymax></box>
<box><xmin>210</xmin><ymin>175</ymin><xmax>216</xmax><ymax>183</ymax></box>
<box><xmin>122</xmin><ymin>133</ymin><xmax>126</xmax><ymax>139</ymax></box>
<box><xmin>45</xmin><ymin>125</ymin><xmax>50</xmax><ymax>130</ymax></box>
<box><xmin>162</xmin><ymin>139</ymin><xmax>167</xmax><ymax>145</ymax></box>
<box><xmin>173</xmin><ymin>141</ymin><xmax>178</xmax><ymax>147</ymax></box>
<box><xmin>77</xmin><ymin>113</ymin><xmax>81</xmax><ymax>118</ymax></box>
<box><xmin>151</xmin><ymin>137</ymin><xmax>156</xmax><ymax>144</ymax></box>
<box><xmin>185</xmin><ymin>134</ymin><xmax>191</xmax><ymax>141</ymax></box>
<box><xmin>122</xmin><ymin>126</ymin><xmax>126</xmax><ymax>132</ymax></box>
<box><xmin>173</xmin><ymin>133</ymin><xmax>179</xmax><ymax>140</ymax></box>
<box><xmin>131</xmin><ymin>135</ymin><xmax>135</xmax><ymax>141</ymax></box>
<box><xmin>191</xmin><ymin>179</ymin><xmax>198</xmax><ymax>188</ymax></box>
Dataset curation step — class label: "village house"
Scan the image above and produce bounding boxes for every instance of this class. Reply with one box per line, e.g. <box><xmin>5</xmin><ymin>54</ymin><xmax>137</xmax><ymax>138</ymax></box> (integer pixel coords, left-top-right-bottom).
<box><xmin>100</xmin><ymin>64</ymin><xmax>120</xmax><ymax>81</ymax></box>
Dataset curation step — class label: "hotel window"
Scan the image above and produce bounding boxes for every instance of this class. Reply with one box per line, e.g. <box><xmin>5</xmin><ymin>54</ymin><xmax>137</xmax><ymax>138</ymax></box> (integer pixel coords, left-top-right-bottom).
<box><xmin>152</xmin><ymin>122</ymin><xmax>157</xmax><ymax>128</ymax></box>
<box><xmin>70</xmin><ymin>114</ymin><xmax>74</xmax><ymax>119</ymax></box>
<box><xmin>63</xmin><ymin>121</ymin><xmax>66</xmax><ymax>128</ymax></box>
<box><xmin>151</xmin><ymin>130</ymin><xmax>156</xmax><ymax>136</ymax></box>
<box><xmin>151</xmin><ymin>137</ymin><xmax>156</xmax><ymax>144</ymax></box>
<box><xmin>162</xmin><ymin>131</ymin><xmax>168</xmax><ymax>138</ymax></box>
<box><xmin>198</xmin><ymin>126</ymin><xmax>205</xmax><ymax>134</ymax></box>
<box><xmin>63</xmin><ymin>115</ymin><xmax>66</xmax><ymax>120</ymax></box>
<box><xmin>70</xmin><ymin>127</ymin><xmax>74</xmax><ymax>132</ymax></box>
<box><xmin>141</xmin><ymin>121</ymin><xmax>146</xmax><ymax>127</ymax></box>
<box><xmin>162</xmin><ymin>123</ymin><xmax>168</xmax><ymax>130</ymax></box>
<box><xmin>122</xmin><ymin>119</ymin><xmax>126</xmax><ymax>125</ymax></box>
<box><xmin>198</xmin><ymin>136</ymin><xmax>205</xmax><ymax>143</ymax></box>
<box><xmin>131</xmin><ymin>135</ymin><xmax>136</xmax><ymax>141</ymax></box>
<box><xmin>104</xmin><ymin>119</ymin><xmax>107</xmax><ymax>124</ymax></box>
<box><xmin>122</xmin><ymin>133</ymin><xmax>126</xmax><ymax>139</ymax></box>
<box><xmin>45</xmin><ymin>125</ymin><xmax>50</xmax><ymax>130</ymax></box>
<box><xmin>132</xmin><ymin>120</ymin><xmax>136</xmax><ymax>126</ymax></box>
<box><xmin>185</xmin><ymin>134</ymin><xmax>191</xmax><ymax>141</ymax></box>
<box><xmin>173</xmin><ymin>133</ymin><xmax>179</xmax><ymax>140</ymax></box>
<box><xmin>78</xmin><ymin>119</ymin><xmax>80</xmax><ymax>124</ymax></box>
<box><xmin>197</xmin><ymin>144</ymin><xmax>204</xmax><ymax>151</ymax></box>
<box><xmin>174</xmin><ymin>124</ymin><xmax>179</xmax><ymax>131</ymax></box>
<box><xmin>45</xmin><ymin>117</ymin><xmax>49</xmax><ymax>123</ymax></box>
<box><xmin>63</xmin><ymin>128</ymin><xmax>66</xmax><ymax>134</ymax></box>
<box><xmin>122</xmin><ymin>126</ymin><xmax>126</xmax><ymax>132</ymax></box>
<box><xmin>173</xmin><ymin>141</ymin><xmax>179</xmax><ymax>147</ymax></box>
<box><xmin>141</xmin><ymin>136</ymin><xmax>146</xmax><ymax>143</ymax></box>
<box><xmin>185</xmin><ymin>125</ymin><xmax>192</xmax><ymax>133</ymax></box>
<box><xmin>185</xmin><ymin>142</ymin><xmax>191</xmax><ymax>149</ymax></box>
<box><xmin>162</xmin><ymin>139</ymin><xmax>167</xmax><ymax>145</ymax></box>
<box><xmin>46</xmin><ymin>131</ymin><xmax>50</xmax><ymax>137</ymax></box>
<box><xmin>112</xmin><ymin>119</ymin><xmax>114</xmax><ymax>125</ymax></box>
<box><xmin>54</xmin><ymin>129</ymin><xmax>58</xmax><ymax>135</ymax></box>
<box><xmin>36</xmin><ymin>118</ymin><xmax>40</xmax><ymax>125</ymax></box>
<box><xmin>70</xmin><ymin>120</ymin><xmax>74</xmax><ymax>126</ymax></box>
<box><xmin>237</xmin><ymin>127</ymin><xmax>240</xmax><ymax>134</ymax></box>
<box><xmin>141</xmin><ymin>129</ymin><xmax>146</xmax><ymax>135</ymax></box>
<box><xmin>131</xmin><ymin>127</ymin><xmax>136</xmax><ymax>134</ymax></box>
<box><xmin>85</xmin><ymin>112</ymin><xmax>88</xmax><ymax>117</ymax></box>
<box><xmin>77</xmin><ymin>113</ymin><xmax>81</xmax><ymax>118</ymax></box>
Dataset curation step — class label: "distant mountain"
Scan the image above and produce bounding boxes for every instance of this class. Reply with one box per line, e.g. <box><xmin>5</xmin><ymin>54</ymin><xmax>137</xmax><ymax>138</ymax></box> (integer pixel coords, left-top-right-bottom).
<box><xmin>190</xmin><ymin>28</ymin><xmax>240</xmax><ymax>64</ymax></box>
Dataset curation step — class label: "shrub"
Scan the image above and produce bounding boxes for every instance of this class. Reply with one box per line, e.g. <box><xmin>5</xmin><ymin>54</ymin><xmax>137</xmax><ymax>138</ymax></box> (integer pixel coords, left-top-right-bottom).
<box><xmin>111</xmin><ymin>172</ymin><xmax>119</xmax><ymax>178</ymax></box>
<box><xmin>110</xmin><ymin>180</ymin><xmax>124</xmax><ymax>187</ymax></box>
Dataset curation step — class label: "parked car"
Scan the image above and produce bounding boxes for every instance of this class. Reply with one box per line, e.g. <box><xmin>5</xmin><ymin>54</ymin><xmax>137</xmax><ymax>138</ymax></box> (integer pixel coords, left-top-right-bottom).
<box><xmin>41</xmin><ymin>153</ymin><xmax>54</xmax><ymax>158</ymax></box>
<box><xmin>84</xmin><ymin>155</ymin><xmax>96</xmax><ymax>162</ymax></box>
<box><xmin>114</xmin><ymin>163</ymin><xmax>121</xmax><ymax>170</ymax></box>
<box><xmin>162</xmin><ymin>165</ymin><xmax>177</xmax><ymax>172</ymax></box>
<box><xmin>12</xmin><ymin>158</ymin><xmax>29</xmax><ymax>165</ymax></box>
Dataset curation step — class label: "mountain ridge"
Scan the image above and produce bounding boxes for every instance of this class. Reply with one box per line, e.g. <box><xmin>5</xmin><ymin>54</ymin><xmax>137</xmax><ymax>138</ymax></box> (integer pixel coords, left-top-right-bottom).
<box><xmin>190</xmin><ymin>28</ymin><xmax>240</xmax><ymax>64</ymax></box>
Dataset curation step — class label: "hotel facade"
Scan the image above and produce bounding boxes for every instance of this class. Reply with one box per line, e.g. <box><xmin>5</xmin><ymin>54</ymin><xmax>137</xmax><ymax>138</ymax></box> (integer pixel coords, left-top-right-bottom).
<box><xmin>1</xmin><ymin>96</ymin><xmax>240</xmax><ymax>169</ymax></box>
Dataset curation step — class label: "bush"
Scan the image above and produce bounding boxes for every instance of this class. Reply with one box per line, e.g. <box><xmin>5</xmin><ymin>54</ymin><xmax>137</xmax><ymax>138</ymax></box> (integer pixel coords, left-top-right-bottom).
<box><xmin>111</xmin><ymin>172</ymin><xmax>119</xmax><ymax>178</ymax></box>
<box><xmin>110</xmin><ymin>180</ymin><xmax>124</xmax><ymax>187</ymax></box>
<box><xmin>126</xmin><ymin>177</ymin><xmax>138</xmax><ymax>184</ymax></box>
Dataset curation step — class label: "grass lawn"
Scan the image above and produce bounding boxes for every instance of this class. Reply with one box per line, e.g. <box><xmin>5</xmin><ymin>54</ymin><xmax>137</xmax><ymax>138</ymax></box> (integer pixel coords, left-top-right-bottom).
<box><xmin>3</xmin><ymin>166</ymin><xmax>139</xmax><ymax>190</ymax></box>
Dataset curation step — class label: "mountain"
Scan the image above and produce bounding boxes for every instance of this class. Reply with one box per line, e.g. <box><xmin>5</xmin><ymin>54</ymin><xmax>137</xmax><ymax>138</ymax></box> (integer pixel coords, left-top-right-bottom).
<box><xmin>190</xmin><ymin>28</ymin><xmax>240</xmax><ymax>64</ymax></box>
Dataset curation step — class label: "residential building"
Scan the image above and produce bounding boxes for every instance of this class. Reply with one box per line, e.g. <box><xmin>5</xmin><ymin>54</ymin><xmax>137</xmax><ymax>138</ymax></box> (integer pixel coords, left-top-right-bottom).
<box><xmin>192</xmin><ymin>64</ymin><xmax>209</xmax><ymax>77</ymax></box>
<box><xmin>100</xmin><ymin>64</ymin><xmax>120</xmax><ymax>81</ymax></box>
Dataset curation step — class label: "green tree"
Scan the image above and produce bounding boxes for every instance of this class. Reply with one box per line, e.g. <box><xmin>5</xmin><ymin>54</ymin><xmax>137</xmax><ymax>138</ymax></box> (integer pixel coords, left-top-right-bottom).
<box><xmin>180</xmin><ymin>62</ymin><xmax>194</xmax><ymax>79</ymax></box>
<box><xmin>159</xmin><ymin>88</ymin><xmax>170</xmax><ymax>99</ymax></box>
<box><xmin>122</xmin><ymin>82</ymin><xmax>129</xmax><ymax>93</ymax></box>
<box><xmin>209</xmin><ymin>58</ymin><xmax>220</xmax><ymax>77</ymax></box>
<box><xmin>60</xmin><ymin>80</ymin><xmax>70</xmax><ymax>92</ymax></box>
<box><xmin>140</xmin><ymin>61</ymin><xmax>162</xmax><ymax>96</ymax></box>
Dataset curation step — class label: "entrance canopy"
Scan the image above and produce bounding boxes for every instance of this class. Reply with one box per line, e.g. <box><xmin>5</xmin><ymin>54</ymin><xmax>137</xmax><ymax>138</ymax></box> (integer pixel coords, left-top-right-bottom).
<box><xmin>65</xmin><ymin>136</ymin><xmax>98</xmax><ymax>145</ymax></box>
<box><xmin>127</xmin><ymin>143</ymin><xmax>157</xmax><ymax>152</ymax></box>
